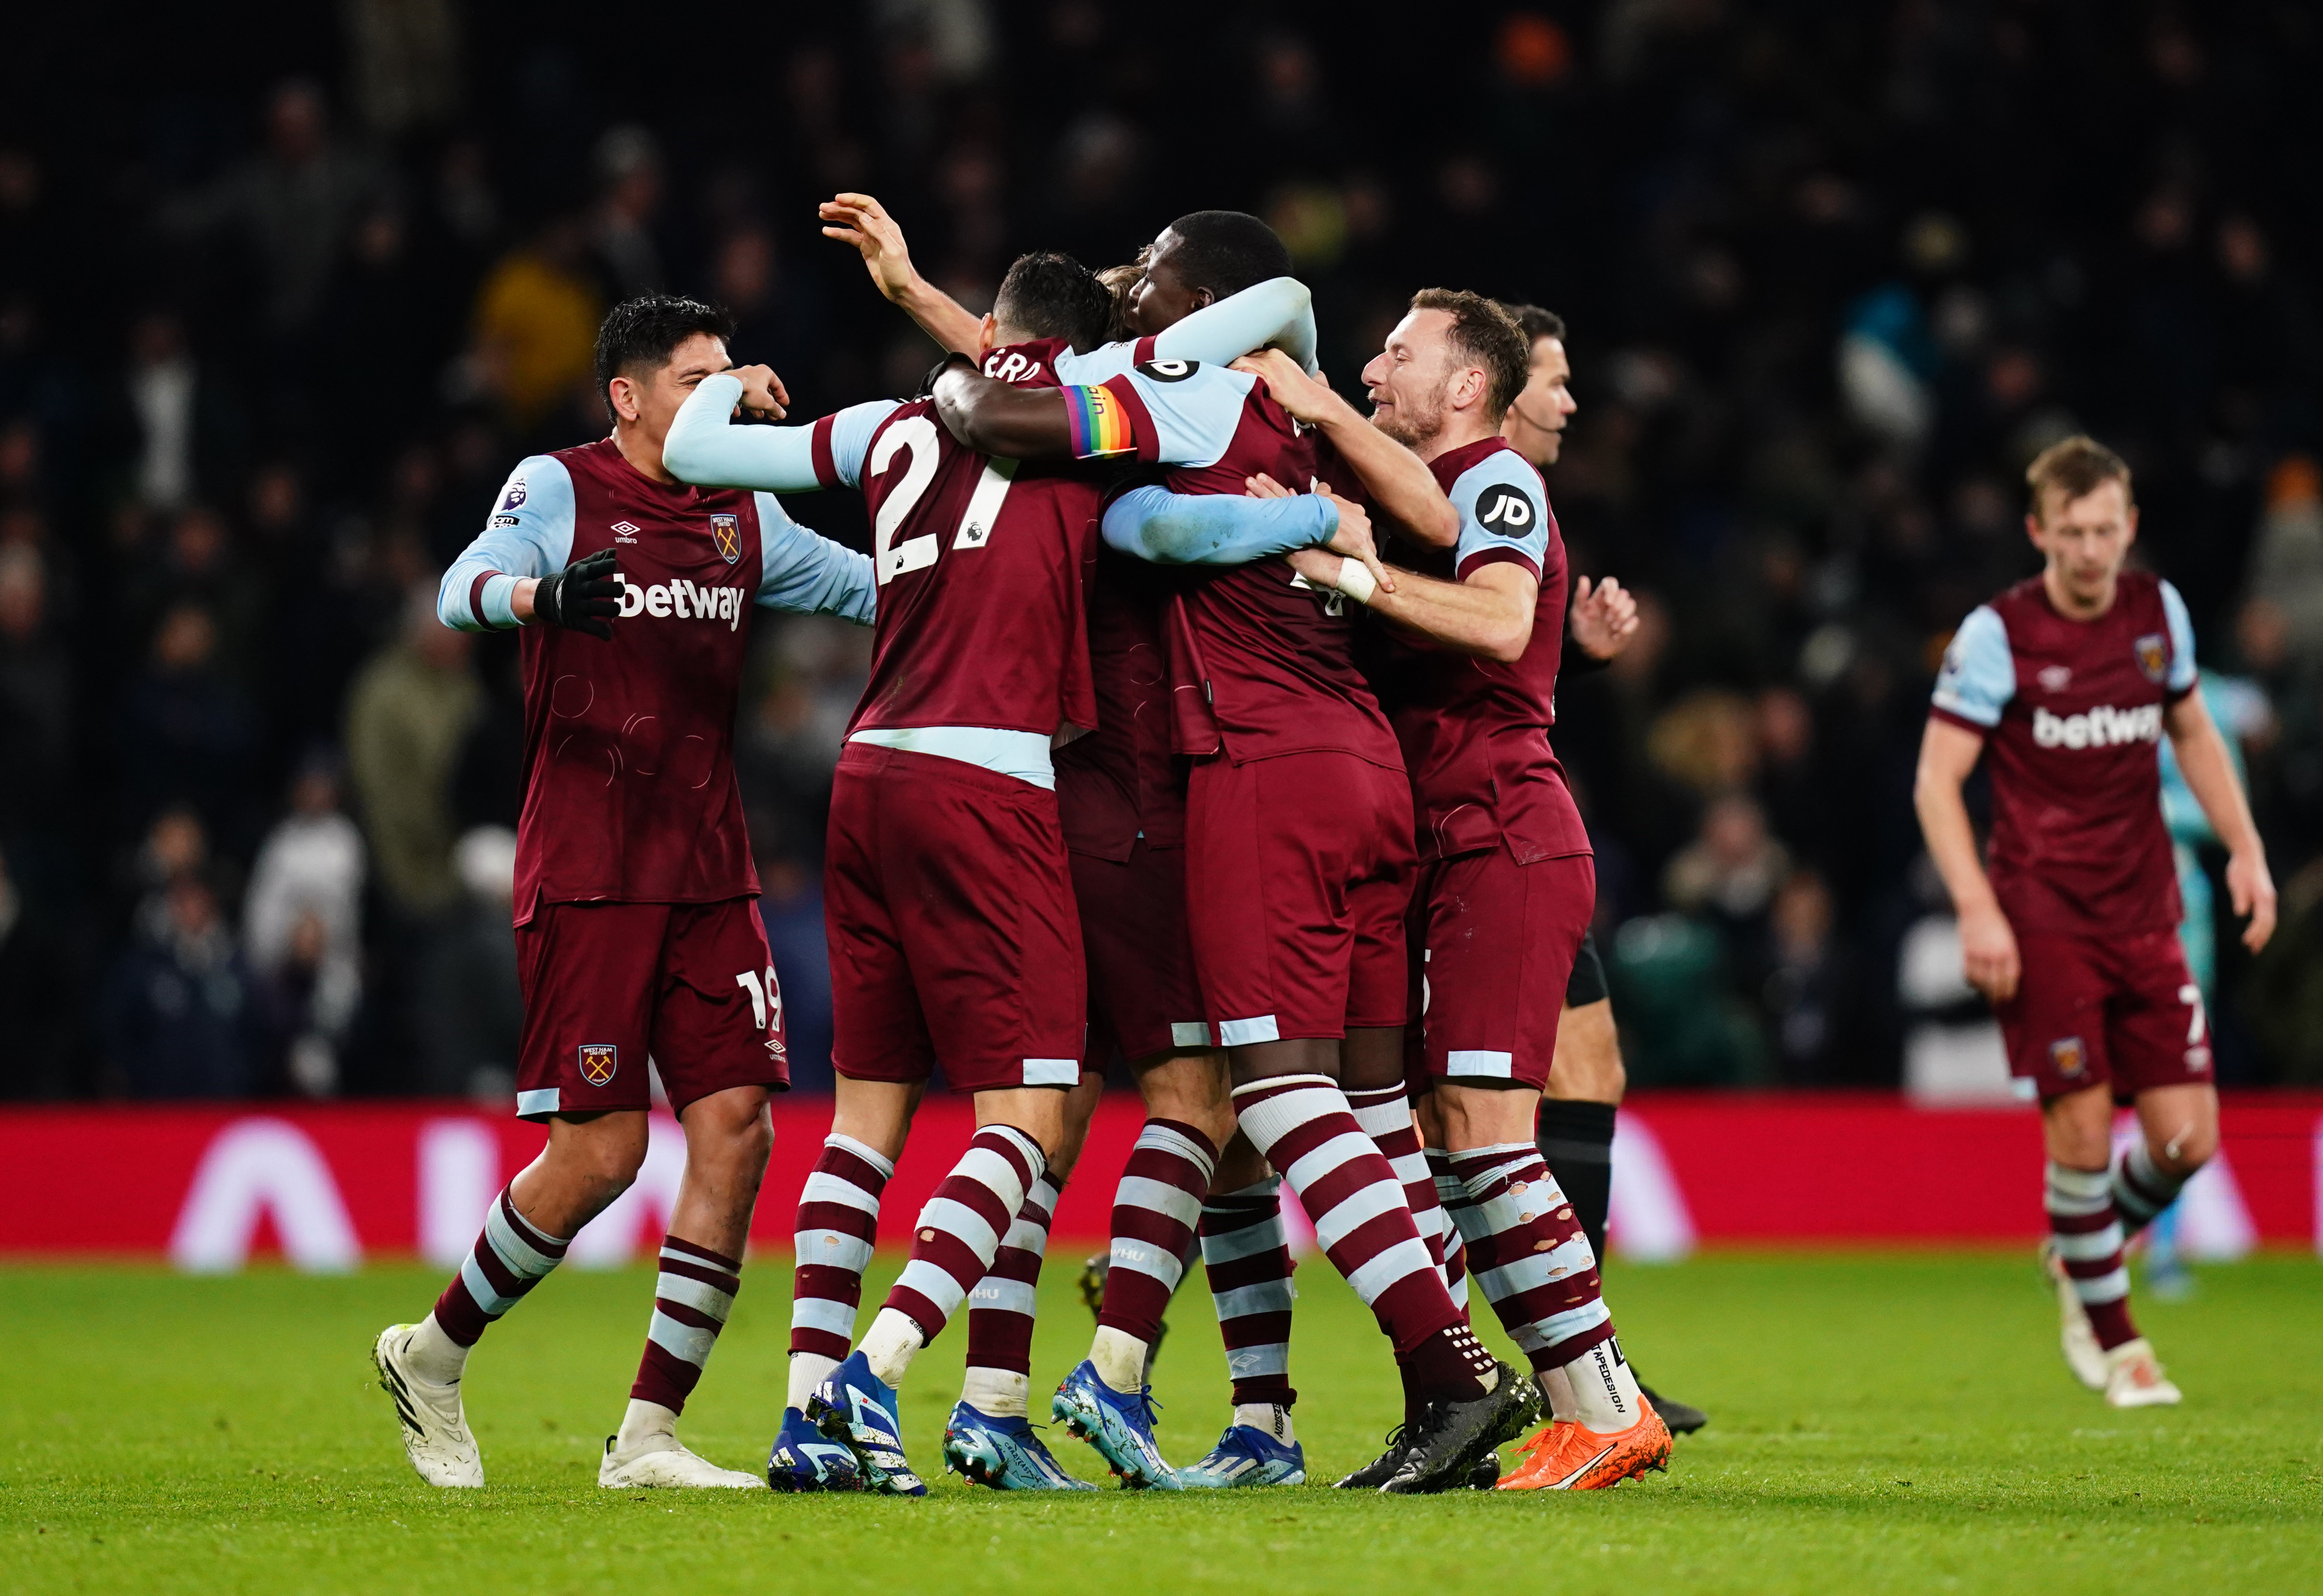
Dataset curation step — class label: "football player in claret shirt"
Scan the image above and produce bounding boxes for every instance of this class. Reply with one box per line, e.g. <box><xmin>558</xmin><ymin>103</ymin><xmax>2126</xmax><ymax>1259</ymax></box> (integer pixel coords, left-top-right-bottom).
<box><xmin>1150</xmin><ymin>291</ymin><xmax>1670</xmax><ymax>1491</ymax></box>
<box><xmin>1916</xmin><ymin>436</ymin><xmax>2275</xmax><ymax>1409</ymax></box>
<box><xmin>935</xmin><ymin>221</ymin><xmax>1543</xmax><ymax>1496</ymax></box>
<box><xmin>1499</xmin><ymin>303</ymin><xmax>1705</xmax><ymax>1438</ymax></box>
<box><xmin>783</xmin><ymin>201</ymin><xmax>1433</xmax><ymax>1491</ymax></box>
<box><xmin>371</xmin><ymin>296</ymin><xmax>878</xmax><ymax>1491</ymax></box>
<box><xmin>664</xmin><ymin>247</ymin><xmax>1370</xmax><ymax>1494</ymax></box>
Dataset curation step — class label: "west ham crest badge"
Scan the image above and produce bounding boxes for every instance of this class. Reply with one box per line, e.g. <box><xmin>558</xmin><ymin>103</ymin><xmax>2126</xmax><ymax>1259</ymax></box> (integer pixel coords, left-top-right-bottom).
<box><xmin>2133</xmin><ymin>633</ymin><xmax>2168</xmax><ymax>684</ymax></box>
<box><xmin>578</xmin><ymin>1044</ymin><xmax>619</xmax><ymax>1086</ymax></box>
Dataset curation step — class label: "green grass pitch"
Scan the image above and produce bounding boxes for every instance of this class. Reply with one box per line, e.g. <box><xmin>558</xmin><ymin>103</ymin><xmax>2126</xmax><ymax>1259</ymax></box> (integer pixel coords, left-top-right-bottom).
<box><xmin>1</xmin><ymin>1251</ymin><xmax>2316</xmax><ymax>1594</ymax></box>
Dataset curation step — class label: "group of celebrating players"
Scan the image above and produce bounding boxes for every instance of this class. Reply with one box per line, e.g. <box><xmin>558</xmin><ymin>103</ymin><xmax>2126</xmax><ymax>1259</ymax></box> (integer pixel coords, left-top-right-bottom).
<box><xmin>367</xmin><ymin>187</ymin><xmax>2273</xmax><ymax>1500</ymax></box>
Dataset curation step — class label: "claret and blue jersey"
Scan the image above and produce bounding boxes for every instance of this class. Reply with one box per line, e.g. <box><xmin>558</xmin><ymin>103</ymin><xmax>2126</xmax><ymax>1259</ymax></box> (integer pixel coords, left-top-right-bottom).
<box><xmin>441</xmin><ymin>445</ymin><xmax>874</xmax><ymax>635</ymax></box>
<box><xmin>1368</xmin><ymin>435</ymin><xmax>1593</xmax><ymax>865</ymax></box>
<box><xmin>1929</xmin><ymin>569</ymin><xmax>2198</xmax><ymax>935</ymax></box>
<box><xmin>435</xmin><ymin>436</ymin><xmax>875</xmax><ymax>921</ymax></box>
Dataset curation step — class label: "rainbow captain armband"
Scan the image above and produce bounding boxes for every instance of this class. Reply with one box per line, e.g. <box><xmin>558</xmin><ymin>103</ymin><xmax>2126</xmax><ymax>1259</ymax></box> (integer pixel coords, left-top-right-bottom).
<box><xmin>1065</xmin><ymin>383</ymin><xmax>1138</xmax><ymax>459</ymax></box>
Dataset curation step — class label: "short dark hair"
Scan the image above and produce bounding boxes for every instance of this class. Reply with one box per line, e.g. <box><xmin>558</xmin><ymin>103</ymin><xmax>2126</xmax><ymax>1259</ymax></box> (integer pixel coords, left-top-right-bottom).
<box><xmin>1163</xmin><ymin>211</ymin><xmax>1293</xmax><ymax>299</ymax></box>
<box><xmin>1503</xmin><ymin>303</ymin><xmax>1567</xmax><ymax>346</ymax></box>
<box><xmin>594</xmin><ymin>295</ymin><xmax>735</xmax><ymax>420</ymax></box>
<box><xmin>1410</xmin><ymin>288</ymin><xmax>1529</xmax><ymax>423</ymax></box>
<box><xmin>991</xmin><ymin>251</ymin><xmax>1116</xmax><ymax>353</ymax></box>
<box><xmin>2026</xmin><ymin>434</ymin><xmax>2134</xmax><ymax>520</ymax></box>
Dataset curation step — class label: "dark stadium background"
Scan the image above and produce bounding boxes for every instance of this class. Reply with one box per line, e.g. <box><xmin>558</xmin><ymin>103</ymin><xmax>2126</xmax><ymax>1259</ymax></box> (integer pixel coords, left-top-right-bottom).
<box><xmin>1</xmin><ymin>0</ymin><xmax>2319</xmax><ymax>1104</ymax></box>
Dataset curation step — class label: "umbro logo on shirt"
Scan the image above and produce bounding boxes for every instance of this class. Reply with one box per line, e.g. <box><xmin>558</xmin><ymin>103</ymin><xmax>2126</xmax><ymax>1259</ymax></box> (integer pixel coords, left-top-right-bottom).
<box><xmin>612</xmin><ymin>521</ymin><xmax>640</xmax><ymax>542</ymax></box>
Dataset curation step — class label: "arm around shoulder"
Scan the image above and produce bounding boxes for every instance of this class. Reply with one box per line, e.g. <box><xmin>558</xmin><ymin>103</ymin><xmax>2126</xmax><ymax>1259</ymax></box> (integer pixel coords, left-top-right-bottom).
<box><xmin>1101</xmin><ymin>484</ymin><xmax>1337</xmax><ymax>565</ymax></box>
<box><xmin>931</xmin><ymin>365</ymin><xmax>1075</xmax><ymax>458</ymax></box>
<box><xmin>755</xmin><ymin>493</ymin><xmax>877</xmax><ymax>625</ymax></box>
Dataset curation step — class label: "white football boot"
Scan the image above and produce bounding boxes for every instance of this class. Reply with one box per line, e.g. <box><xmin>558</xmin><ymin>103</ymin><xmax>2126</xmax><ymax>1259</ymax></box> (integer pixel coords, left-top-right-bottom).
<box><xmin>2038</xmin><ymin>1241</ymin><xmax>2108</xmax><ymax>1392</ymax></box>
<box><xmin>598</xmin><ymin>1433</ymin><xmax>766</xmax><ymax>1489</ymax></box>
<box><xmin>2102</xmin><ymin>1339</ymin><xmax>2182</xmax><ymax>1409</ymax></box>
<box><xmin>373</xmin><ymin>1324</ymin><xmax>484</xmax><ymax>1487</ymax></box>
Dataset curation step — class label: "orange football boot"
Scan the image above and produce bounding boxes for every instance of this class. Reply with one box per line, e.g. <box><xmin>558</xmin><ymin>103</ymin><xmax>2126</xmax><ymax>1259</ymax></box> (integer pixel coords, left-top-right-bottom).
<box><xmin>1505</xmin><ymin>1418</ymin><xmax>1571</xmax><ymax>1465</ymax></box>
<box><xmin>1495</xmin><ymin>1401</ymin><xmax>1671</xmax><ymax>1491</ymax></box>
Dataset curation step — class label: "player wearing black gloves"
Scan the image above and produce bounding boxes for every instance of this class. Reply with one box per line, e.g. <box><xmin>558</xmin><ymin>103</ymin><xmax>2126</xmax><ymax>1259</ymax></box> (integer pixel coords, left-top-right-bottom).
<box><xmin>529</xmin><ymin>548</ymin><xmax>623</xmax><ymax>639</ymax></box>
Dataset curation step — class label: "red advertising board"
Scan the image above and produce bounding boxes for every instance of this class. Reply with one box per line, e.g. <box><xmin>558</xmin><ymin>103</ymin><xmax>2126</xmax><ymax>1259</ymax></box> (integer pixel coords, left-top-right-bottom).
<box><xmin>0</xmin><ymin>1093</ymin><xmax>2312</xmax><ymax>1268</ymax></box>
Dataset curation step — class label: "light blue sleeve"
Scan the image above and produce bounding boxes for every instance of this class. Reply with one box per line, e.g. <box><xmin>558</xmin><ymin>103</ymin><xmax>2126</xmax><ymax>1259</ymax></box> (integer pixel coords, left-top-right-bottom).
<box><xmin>1050</xmin><ymin>344</ymin><xmax>1133</xmax><ymax>384</ymax></box>
<box><xmin>1931</xmin><ymin>605</ymin><xmax>2015</xmax><ymax>727</ymax></box>
<box><xmin>2159</xmin><ymin>579</ymin><xmax>2199</xmax><ymax>693</ymax></box>
<box><xmin>820</xmin><ymin>401</ymin><xmax>896</xmax><ymax>489</ymax></box>
<box><xmin>1055</xmin><ymin>277</ymin><xmax>1319</xmax><ymax>384</ymax></box>
<box><xmin>1153</xmin><ymin>277</ymin><xmax>1317</xmax><ymax>374</ymax></box>
<box><xmin>437</xmin><ymin>455</ymin><xmax>575</xmax><ymax>630</ymax></box>
<box><xmin>1100</xmin><ymin>484</ymin><xmax>1337</xmax><ymax>565</ymax></box>
<box><xmin>664</xmin><ymin>373</ymin><xmax>821</xmax><ymax>491</ymax></box>
<box><xmin>1450</xmin><ymin>453</ymin><xmax>1551</xmax><ymax>576</ymax></box>
<box><xmin>665</xmin><ymin>377</ymin><xmax>899</xmax><ymax>494</ymax></box>
<box><xmin>753</xmin><ymin>493</ymin><xmax>876</xmax><ymax>625</ymax></box>
<box><xmin>1114</xmin><ymin>362</ymin><xmax>1258</xmax><ymax>469</ymax></box>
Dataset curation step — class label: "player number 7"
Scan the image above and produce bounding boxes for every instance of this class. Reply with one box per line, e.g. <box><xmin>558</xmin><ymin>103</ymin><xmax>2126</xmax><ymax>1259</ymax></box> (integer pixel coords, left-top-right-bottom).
<box><xmin>2178</xmin><ymin>983</ymin><xmax>2207</xmax><ymax>1046</ymax></box>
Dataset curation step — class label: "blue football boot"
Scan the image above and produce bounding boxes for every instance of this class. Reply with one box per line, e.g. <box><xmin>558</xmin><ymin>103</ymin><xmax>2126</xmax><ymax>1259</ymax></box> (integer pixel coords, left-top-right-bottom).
<box><xmin>1050</xmin><ymin>1360</ymin><xmax>1182</xmax><ymax>1490</ymax></box>
<box><xmin>1174</xmin><ymin>1424</ymin><xmax>1307</xmax><ymax>1488</ymax></box>
<box><xmin>766</xmin><ymin>1405</ymin><xmax>864</xmax><ymax>1493</ymax></box>
<box><xmin>806</xmin><ymin>1351</ymin><xmax>926</xmax><ymax>1497</ymax></box>
<box><xmin>942</xmin><ymin>1401</ymin><xmax>1098</xmax><ymax>1491</ymax></box>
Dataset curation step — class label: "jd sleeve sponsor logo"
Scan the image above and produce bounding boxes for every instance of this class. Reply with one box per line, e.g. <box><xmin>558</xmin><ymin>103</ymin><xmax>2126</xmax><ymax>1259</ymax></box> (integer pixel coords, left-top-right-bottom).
<box><xmin>1477</xmin><ymin>487</ymin><xmax>1536</xmax><ymax>537</ymax></box>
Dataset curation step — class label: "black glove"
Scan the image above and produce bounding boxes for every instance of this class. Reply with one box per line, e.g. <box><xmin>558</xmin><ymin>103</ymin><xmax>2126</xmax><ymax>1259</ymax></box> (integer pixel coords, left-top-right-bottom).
<box><xmin>532</xmin><ymin>548</ymin><xmax>622</xmax><ymax>640</ymax></box>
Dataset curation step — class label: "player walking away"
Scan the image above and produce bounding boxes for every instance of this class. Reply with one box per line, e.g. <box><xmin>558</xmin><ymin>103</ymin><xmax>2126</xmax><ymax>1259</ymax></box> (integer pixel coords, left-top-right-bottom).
<box><xmin>939</xmin><ymin>225</ymin><xmax>1541</xmax><ymax>1496</ymax></box>
<box><xmin>371</xmin><ymin>297</ymin><xmax>878</xmax><ymax>1491</ymax></box>
<box><xmin>1186</xmin><ymin>291</ymin><xmax>1669</xmax><ymax>1491</ymax></box>
<box><xmin>1916</xmin><ymin>436</ymin><xmax>2275</xmax><ymax>1408</ymax></box>
<box><xmin>664</xmin><ymin>248</ymin><xmax>1365</xmax><ymax>1494</ymax></box>
<box><xmin>1498</xmin><ymin>303</ymin><xmax>1708</xmax><ymax>1437</ymax></box>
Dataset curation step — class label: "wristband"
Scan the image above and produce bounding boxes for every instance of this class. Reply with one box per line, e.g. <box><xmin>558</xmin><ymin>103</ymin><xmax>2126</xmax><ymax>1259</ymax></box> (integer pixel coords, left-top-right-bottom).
<box><xmin>1333</xmin><ymin>558</ymin><xmax>1379</xmax><ymax>606</ymax></box>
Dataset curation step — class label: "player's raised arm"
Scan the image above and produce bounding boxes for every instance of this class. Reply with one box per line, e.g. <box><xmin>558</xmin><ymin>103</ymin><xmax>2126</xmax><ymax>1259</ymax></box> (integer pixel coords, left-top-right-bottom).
<box><xmin>664</xmin><ymin>369</ymin><xmax>902</xmax><ymax>495</ymax></box>
<box><xmin>1232</xmin><ymin>349</ymin><xmax>1457</xmax><ymax>547</ymax></box>
<box><xmin>820</xmin><ymin>192</ymin><xmax>984</xmax><ymax>357</ymax></box>
<box><xmin>750</xmin><ymin>492</ymin><xmax>876</xmax><ymax>626</ymax></box>
<box><xmin>1151</xmin><ymin>276</ymin><xmax>1317</xmax><ymax>373</ymax></box>
<box><xmin>1561</xmin><ymin>575</ymin><xmax>1640</xmax><ymax>675</ymax></box>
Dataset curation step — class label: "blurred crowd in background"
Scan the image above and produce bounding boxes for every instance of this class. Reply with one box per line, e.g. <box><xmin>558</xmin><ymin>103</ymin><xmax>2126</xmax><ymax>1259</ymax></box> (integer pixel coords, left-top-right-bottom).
<box><xmin>1</xmin><ymin>0</ymin><xmax>2319</xmax><ymax>1102</ymax></box>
